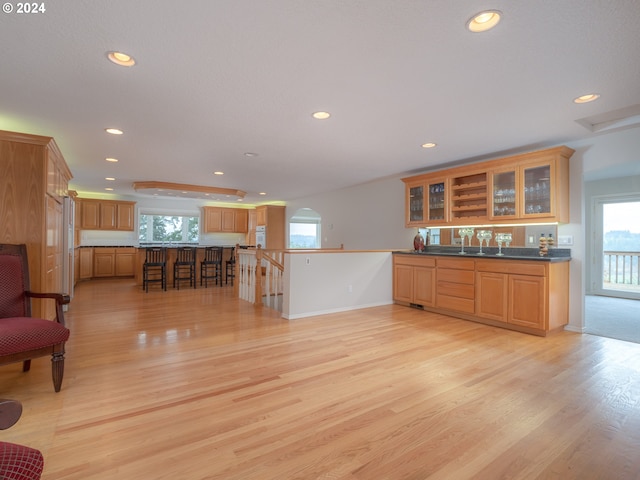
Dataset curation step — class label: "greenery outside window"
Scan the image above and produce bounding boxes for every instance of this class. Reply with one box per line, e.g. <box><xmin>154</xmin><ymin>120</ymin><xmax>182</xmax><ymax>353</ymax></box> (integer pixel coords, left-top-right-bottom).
<box><xmin>139</xmin><ymin>214</ymin><xmax>199</xmax><ymax>244</ymax></box>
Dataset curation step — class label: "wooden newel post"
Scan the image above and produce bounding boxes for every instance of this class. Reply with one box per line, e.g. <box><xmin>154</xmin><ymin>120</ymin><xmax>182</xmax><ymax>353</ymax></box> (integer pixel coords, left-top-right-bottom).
<box><xmin>255</xmin><ymin>245</ymin><xmax>263</xmax><ymax>305</ymax></box>
<box><xmin>233</xmin><ymin>243</ymin><xmax>240</xmax><ymax>297</ymax></box>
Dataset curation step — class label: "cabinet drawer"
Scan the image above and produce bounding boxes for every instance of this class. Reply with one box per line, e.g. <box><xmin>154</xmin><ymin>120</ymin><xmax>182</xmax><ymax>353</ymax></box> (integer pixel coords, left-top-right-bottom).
<box><xmin>437</xmin><ymin>257</ymin><xmax>475</xmax><ymax>270</ymax></box>
<box><xmin>476</xmin><ymin>259</ymin><xmax>546</xmax><ymax>276</ymax></box>
<box><xmin>437</xmin><ymin>268</ymin><xmax>474</xmax><ymax>284</ymax></box>
<box><xmin>437</xmin><ymin>281</ymin><xmax>474</xmax><ymax>299</ymax></box>
<box><xmin>437</xmin><ymin>294</ymin><xmax>475</xmax><ymax>314</ymax></box>
<box><xmin>393</xmin><ymin>255</ymin><xmax>436</xmax><ymax>268</ymax></box>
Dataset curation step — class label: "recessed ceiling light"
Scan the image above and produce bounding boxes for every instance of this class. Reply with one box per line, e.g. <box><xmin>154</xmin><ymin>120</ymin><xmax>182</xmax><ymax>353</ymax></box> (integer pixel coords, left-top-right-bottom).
<box><xmin>421</xmin><ymin>142</ymin><xmax>437</xmax><ymax>149</ymax></box>
<box><xmin>244</xmin><ymin>152</ymin><xmax>259</xmax><ymax>157</ymax></box>
<box><xmin>312</xmin><ymin>111</ymin><xmax>331</xmax><ymax>120</ymax></box>
<box><xmin>107</xmin><ymin>51</ymin><xmax>136</xmax><ymax>67</ymax></box>
<box><xmin>105</xmin><ymin>187</ymin><xmax>114</xmax><ymax>191</ymax></box>
<box><xmin>259</xmin><ymin>192</ymin><xmax>267</xmax><ymax>196</ymax></box>
<box><xmin>213</xmin><ymin>171</ymin><xmax>224</xmax><ymax>175</ymax></box>
<box><xmin>574</xmin><ymin>93</ymin><xmax>600</xmax><ymax>104</ymax></box>
<box><xmin>105</xmin><ymin>177</ymin><xmax>115</xmax><ymax>181</ymax></box>
<box><xmin>467</xmin><ymin>10</ymin><xmax>502</xmax><ymax>32</ymax></box>
<box><xmin>105</xmin><ymin>128</ymin><xmax>123</xmax><ymax>135</ymax></box>
<box><xmin>105</xmin><ymin>157</ymin><xmax>119</xmax><ymax>162</ymax></box>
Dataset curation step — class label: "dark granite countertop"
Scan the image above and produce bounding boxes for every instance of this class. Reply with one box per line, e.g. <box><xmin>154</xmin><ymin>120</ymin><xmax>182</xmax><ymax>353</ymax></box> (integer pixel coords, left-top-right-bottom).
<box><xmin>393</xmin><ymin>246</ymin><xmax>571</xmax><ymax>262</ymax></box>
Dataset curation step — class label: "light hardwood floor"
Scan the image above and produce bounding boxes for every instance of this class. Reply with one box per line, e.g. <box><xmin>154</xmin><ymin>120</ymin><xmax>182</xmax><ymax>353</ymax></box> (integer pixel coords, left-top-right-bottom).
<box><xmin>2</xmin><ymin>279</ymin><xmax>640</xmax><ymax>479</ymax></box>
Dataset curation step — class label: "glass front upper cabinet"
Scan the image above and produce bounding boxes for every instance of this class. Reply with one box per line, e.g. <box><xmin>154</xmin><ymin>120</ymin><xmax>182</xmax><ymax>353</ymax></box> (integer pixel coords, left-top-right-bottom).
<box><xmin>490</xmin><ymin>169</ymin><xmax>517</xmax><ymax>219</ymax></box>
<box><xmin>427</xmin><ymin>180</ymin><xmax>447</xmax><ymax>223</ymax></box>
<box><xmin>406</xmin><ymin>180</ymin><xmax>448</xmax><ymax>226</ymax></box>
<box><xmin>522</xmin><ymin>163</ymin><xmax>552</xmax><ymax>217</ymax></box>
<box><xmin>408</xmin><ymin>184</ymin><xmax>425</xmax><ymax>224</ymax></box>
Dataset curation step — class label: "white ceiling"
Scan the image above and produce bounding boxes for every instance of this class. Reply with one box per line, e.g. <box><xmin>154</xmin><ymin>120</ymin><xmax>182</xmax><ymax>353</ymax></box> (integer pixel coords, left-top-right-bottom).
<box><xmin>2</xmin><ymin>1</ymin><xmax>640</xmax><ymax>204</ymax></box>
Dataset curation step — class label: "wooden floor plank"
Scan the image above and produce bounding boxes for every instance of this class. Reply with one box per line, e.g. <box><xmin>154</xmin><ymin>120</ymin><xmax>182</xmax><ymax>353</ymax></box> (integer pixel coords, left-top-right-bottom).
<box><xmin>1</xmin><ymin>278</ymin><xmax>639</xmax><ymax>479</ymax></box>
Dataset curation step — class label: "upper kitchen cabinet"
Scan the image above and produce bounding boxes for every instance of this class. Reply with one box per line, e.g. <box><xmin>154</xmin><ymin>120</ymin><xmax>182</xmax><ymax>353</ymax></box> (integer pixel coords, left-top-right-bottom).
<box><xmin>255</xmin><ymin>205</ymin><xmax>285</xmax><ymax>249</ymax></box>
<box><xmin>202</xmin><ymin>207</ymin><xmax>249</xmax><ymax>233</ymax></box>
<box><xmin>77</xmin><ymin>198</ymin><xmax>136</xmax><ymax>231</ymax></box>
<box><xmin>403</xmin><ymin>146</ymin><xmax>574</xmax><ymax>227</ymax></box>
<box><xmin>0</xmin><ymin>130</ymin><xmax>72</xmax><ymax>320</ymax></box>
<box><xmin>450</xmin><ymin>170</ymin><xmax>487</xmax><ymax>224</ymax></box>
<box><xmin>405</xmin><ymin>178</ymin><xmax>449</xmax><ymax>226</ymax></box>
<box><xmin>489</xmin><ymin>147</ymin><xmax>572</xmax><ymax>222</ymax></box>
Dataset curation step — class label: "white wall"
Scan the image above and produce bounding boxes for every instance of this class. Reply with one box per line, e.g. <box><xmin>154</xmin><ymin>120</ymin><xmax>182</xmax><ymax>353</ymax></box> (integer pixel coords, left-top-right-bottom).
<box><xmin>283</xmin><ymin>251</ymin><xmax>393</xmax><ymax>319</ymax></box>
<box><xmin>285</xmin><ymin>175</ymin><xmax>415</xmax><ymax>251</ymax></box>
<box><xmin>562</xmin><ymin>126</ymin><xmax>640</xmax><ymax>331</ymax></box>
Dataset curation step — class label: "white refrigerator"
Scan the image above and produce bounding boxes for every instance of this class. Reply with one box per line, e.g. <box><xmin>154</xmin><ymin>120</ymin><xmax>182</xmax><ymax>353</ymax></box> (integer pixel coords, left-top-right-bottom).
<box><xmin>62</xmin><ymin>196</ymin><xmax>75</xmax><ymax>301</ymax></box>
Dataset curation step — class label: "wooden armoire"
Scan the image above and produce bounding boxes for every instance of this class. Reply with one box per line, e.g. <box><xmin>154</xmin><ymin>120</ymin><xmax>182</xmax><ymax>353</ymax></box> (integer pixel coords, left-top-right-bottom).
<box><xmin>0</xmin><ymin>130</ymin><xmax>73</xmax><ymax>319</ymax></box>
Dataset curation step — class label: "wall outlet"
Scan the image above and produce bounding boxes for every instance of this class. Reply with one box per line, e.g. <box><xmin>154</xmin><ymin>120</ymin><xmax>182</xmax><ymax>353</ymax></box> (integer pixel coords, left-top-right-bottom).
<box><xmin>557</xmin><ymin>235</ymin><xmax>573</xmax><ymax>246</ymax></box>
<box><xmin>348</xmin><ymin>284</ymin><xmax>353</xmax><ymax>293</ymax></box>
<box><xmin>305</xmin><ymin>256</ymin><xmax>311</xmax><ymax>265</ymax></box>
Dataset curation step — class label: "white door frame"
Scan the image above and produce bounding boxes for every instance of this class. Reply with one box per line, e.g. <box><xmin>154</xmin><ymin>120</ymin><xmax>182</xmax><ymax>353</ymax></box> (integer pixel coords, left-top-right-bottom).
<box><xmin>591</xmin><ymin>194</ymin><xmax>640</xmax><ymax>300</ymax></box>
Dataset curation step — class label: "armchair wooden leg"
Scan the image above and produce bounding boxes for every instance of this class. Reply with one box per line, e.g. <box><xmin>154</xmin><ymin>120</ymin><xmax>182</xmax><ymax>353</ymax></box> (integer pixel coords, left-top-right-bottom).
<box><xmin>51</xmin><ymin>351</ymin><xmax>65</xmax><ymax>393</ymax></box>
<box><xmin>22</xmin><ymin>360</ymin><xmax>31</xmax><ymax>372</ymax></box>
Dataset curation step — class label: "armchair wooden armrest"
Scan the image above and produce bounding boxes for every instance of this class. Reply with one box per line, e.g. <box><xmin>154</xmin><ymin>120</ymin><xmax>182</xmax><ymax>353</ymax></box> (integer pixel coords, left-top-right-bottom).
<box><xmin>25</xmin><ymin>292</ymin><xmax>70</xmax><ymax>326</ymax></box>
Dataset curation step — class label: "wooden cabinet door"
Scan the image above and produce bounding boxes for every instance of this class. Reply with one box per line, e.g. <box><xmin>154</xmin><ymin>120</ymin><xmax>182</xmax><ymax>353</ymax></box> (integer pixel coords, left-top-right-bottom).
<box><xmin>79</xmin><ymin>248</ymin><xmax>93</xmax><ymax>279</ymax></box>
<box><xmin>81</xmin><ymin>200</ymin><xmax>100</xmax><ymax>229</ymax></box>
<box><xmin>115</xmin><ymin>250</ymin><xmax>135</xmax><ymax>276</ymax></box>
<box><xmin>476</xmin><ymin>271</ymin><xmax>508</xmax><ymax>322</ymax></box>
<box><xmin>414</xmin><ymin>266</ymin><xmax>435</xmax><ymax>307</ymax></box>
<box><xmin>508</xmin><ymin>274</ymin><xmax>546</xmax><ymax>329</ymax></box>
<box><xmin>221</xmin><ymin>209</ymin><xmax>235</xmax><ymax>232</ymax></box>
<box><xmin>489</xmin><ymin>167</ymin><xmax>519</xmax><ymax>221</ymax></box>
<box><xmin>235</xmin><ymin>209</ymin><xmax>249</xmax><ymax>233</ymax></box>
<box><xmin>256</xmin><ymin>206</ymin><xmax>267</xmax><ymax>226</ymax></box>
<box><xmin>405</xmin><ymin>181</ymin><xmax>426</xmax><ymax>226</ymax></box>
<box><xmin>203</xmin><ymin>207</ymin><xmax>222</xmax><ymax>232</ymax></box>
<box><xmin>393</xmin><ymin>264</ymin><xmax>413</xmax><ymax>303</ymax></box>
<box><xmin>74</xmin><ymin>248</ymin><xmax>80</xmax><ymax>285</ymax></box>
<box><xmin>93</xmin><ymin>249</ymin><xmax>115</xmax><ymax>277</ymax></box>
<box><xmin>100</xmin><ymin>202</ymin><xmax>117</xmax><ymax>229</ymax></box>
<box><xmin>117</xmin><ymin>203</ymin><xmax>135</xmax><ymax>230</ymax></box>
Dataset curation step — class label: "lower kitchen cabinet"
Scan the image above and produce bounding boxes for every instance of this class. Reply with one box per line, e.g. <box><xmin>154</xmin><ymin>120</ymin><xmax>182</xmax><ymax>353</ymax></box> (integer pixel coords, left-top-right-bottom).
<box><xmin>393</xmin><ymin>255</ymin><xmax>436</xmax><ymax>307</ymax></box>
<box><xmin>115</xmin><ymin>248</ymin><xmax>136</xmax><ymax>276</ymax></box>
<box><xmin>82</xmin><ymin>247</ymin><xmax>136</xmax><ymax>279</ymax></box>
<box><xmin>436</xmin><ymin>257</ymin><xmax>475</xmax><ymax>314</ymax></box>
<box><xmin>475</xmin><ymin>260</ymin><xmax>554</xmax><ymax>331</ymax></box>
<box><xmin>393</xmin><ymin>253</ymin><xmax>570</xmax><ymax>336</ymax></box>
<box><xmin>93</xmin><ymin>248</ymin><xmax>116</xmax><ymax>277</ymax></box>
<box><xmin>79</xmin><ymin>248</ymin><xmax>94</xmax><ymax>280</ymax></box>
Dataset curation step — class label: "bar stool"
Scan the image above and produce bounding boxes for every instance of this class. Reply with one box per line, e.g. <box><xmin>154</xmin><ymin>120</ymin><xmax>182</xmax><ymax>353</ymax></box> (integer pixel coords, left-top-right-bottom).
<box><xmin>225</xmin><ymin>246</ymin><xmax>236</xmax><ymax>285</ymax></box>
<box><xmin>200</xmin><ymin>246</ymin><xmax>223</xmax><ymax>287</ymax></box>
<box><xmin>143</xmin><ymin>247</ymin><xmax>167</xmax><ymax>292</ymax></box>
<box><xmin>173</xmin><ymin>247</ymin><xmax>196</xmax><ymax>289</ymax></box>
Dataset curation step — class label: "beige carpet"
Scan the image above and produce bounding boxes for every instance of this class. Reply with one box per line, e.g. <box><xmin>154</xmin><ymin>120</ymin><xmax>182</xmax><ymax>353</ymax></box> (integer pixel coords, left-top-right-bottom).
<box><xmin>584</xmin><ymin>295</ymin><xmax>640</xmax><ymax>344</ymax></box>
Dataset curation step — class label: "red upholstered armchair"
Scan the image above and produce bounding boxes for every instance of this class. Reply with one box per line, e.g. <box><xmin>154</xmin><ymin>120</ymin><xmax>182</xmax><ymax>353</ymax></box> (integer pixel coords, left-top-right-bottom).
<box><xmin>0</xmin><ymin>244</ymin><xmax>70</xmax><ymax>392</ymax></box>
<box><xmin>0</xmin><ymin>399</ymin><xmax>44</xmax><ymax>480</ymax></box>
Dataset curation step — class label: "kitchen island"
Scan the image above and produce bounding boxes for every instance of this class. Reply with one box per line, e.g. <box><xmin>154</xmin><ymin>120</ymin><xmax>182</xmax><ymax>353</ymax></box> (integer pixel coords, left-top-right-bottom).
<box><xmin>393</xmin><ymin>247</ymin><xmax>571</xmax><ymax>336</ymax></box>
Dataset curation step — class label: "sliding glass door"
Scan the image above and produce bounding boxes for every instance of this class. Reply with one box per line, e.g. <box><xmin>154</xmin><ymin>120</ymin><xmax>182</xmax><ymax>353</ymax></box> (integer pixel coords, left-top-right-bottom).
<box><xmin>593</xmin><ymin>196</ymin><xmax>640</xmax><ymax>300</ymax></box>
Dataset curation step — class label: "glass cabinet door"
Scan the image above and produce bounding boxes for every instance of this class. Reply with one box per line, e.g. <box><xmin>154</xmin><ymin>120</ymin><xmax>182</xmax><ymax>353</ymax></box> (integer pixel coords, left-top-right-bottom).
<box><xmin>490</xmin><ymin>170</ymin><xmax>517</xmax><ymax>218</ymax></box>
<box><xmin>523</xmin><ymin>164</ymin><xmax>551</xmax><ymax>216</ymax></box>
<box><xmin>409</xmin><ymin>184</ymin><xmax>424</xmax><ymax>223</ymax></box>
<box><xmin>427</xmin><ymin>181</ymin><xmax>446</xmax><ymax>222</ymax></box>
